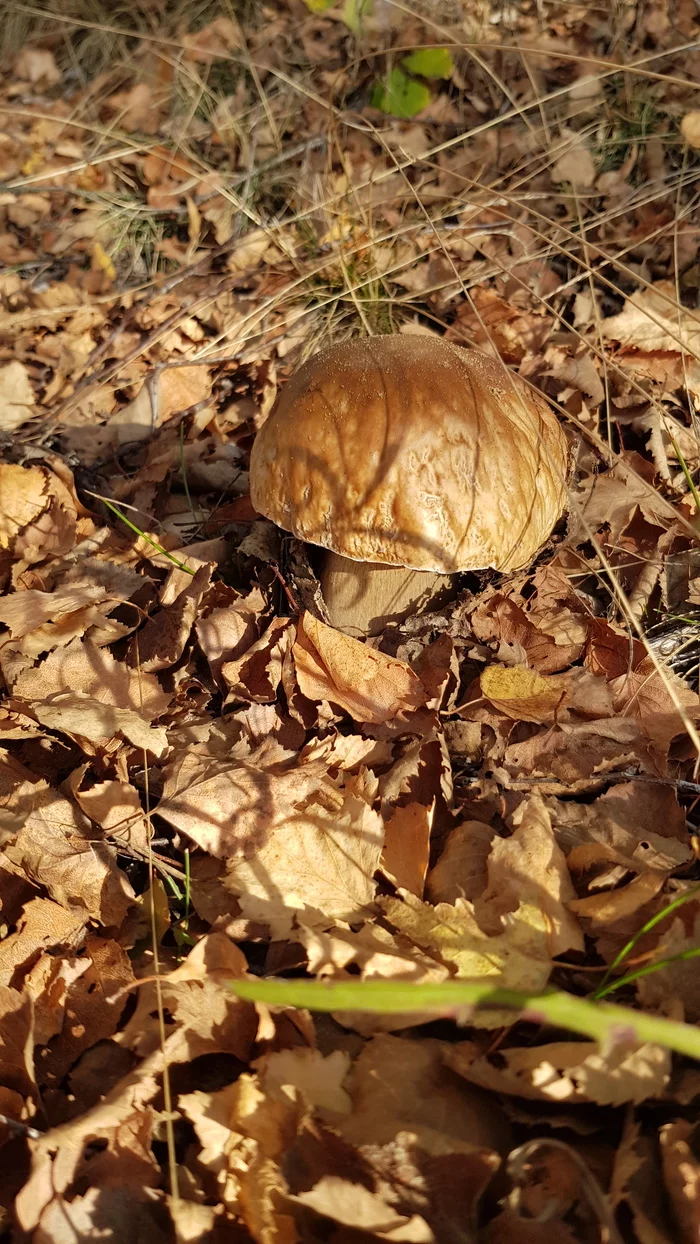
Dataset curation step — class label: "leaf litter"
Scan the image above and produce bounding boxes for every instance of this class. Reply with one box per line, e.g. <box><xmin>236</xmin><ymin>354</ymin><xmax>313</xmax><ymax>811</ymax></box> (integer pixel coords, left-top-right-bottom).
<box><xmin>2</xmin><ymin>0</ymin><xmax>700</xmax><ymax>1239</ymax></box>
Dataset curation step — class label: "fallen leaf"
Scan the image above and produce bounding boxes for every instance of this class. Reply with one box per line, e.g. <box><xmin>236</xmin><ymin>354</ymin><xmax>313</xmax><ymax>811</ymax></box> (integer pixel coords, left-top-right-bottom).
<box><xmin>381</xmin><ymin>801</ymin><xmax>433</xmax><ymax>898</ymax></box>
<box><xmin>600</xmin><ymin>280</ymin><xmax>700</xmax><ymax>355</ymax></box>
<box><xmin>426</xmin><ymin>820</ymin><xmax>496</xmax><ymax>905</ymax></box>
<box><xmin>294</xmin><ymin>613</ymin><xmax>428</xmax><ymax>724</ymax></box>
<box><xmin>157</xmin><ymin>750</ymin><xmax>329</xmax><ymax>858</ymax></box>
<box><xmin>552</xmin><ymin>129</ymin><xmax>596</xmax><ymax>187</ymax></box>
<box><xmin>13</xmin><ymin>45</ymin><xmax>61</xmax><ymax>85</ymax></box>
<box><xmin>445</xmin><ymin>1035</ymin><xmax>671</xmax><ymax>1105</ymax></box>
<box><xmin>12</xmin><ymin>637</ymin><xmax>171</xmax><ymax>719</ymax></box>
<box><xmin>381</xmin><ymin>890</ymin><xmax>554</xmax><ymax>1025</ymax></box>
<box><xmin>0</xmin><ymin>360</ymin><xmax>35</xmax><ymax>432</ymax></box>
<box><xmin>225</xmin><ymin>773</ymin><xmax>384</xmax><ymax>935</ymax></box>
<box><xmin>0</xmin><ymin>464</ymin><xmax>48</xmax><ymax>552</ymax></box>
<box><xmin>31</xmin><ymin>692</ymin><xmax>169</xmax><ymax>755</ymax></box>
<box><xmin>660</xmin><ymin>1120</ymin><xmax>700</xmax><ymax>1244</ymax></box>
<box><xmin>105</xmin><ymin>82</ymin><xmax>161</xmax><ymax>133</ymax></box>
<box><xmin>222</xmin><ymin>616</ymin><xmax>295</xmax><ymax>703</ymax></box>
<box><xmin>481</xmin><ymin>664</ymin><xmax>566</xmax><ymax>723</ymax></box>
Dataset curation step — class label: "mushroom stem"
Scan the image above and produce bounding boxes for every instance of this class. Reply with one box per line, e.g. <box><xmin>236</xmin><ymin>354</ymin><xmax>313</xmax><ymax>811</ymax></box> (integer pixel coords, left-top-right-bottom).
<box><xmin>319</xmin><ymin>550</ymin><xmax>456</xmax><ymax>638</ymax></box>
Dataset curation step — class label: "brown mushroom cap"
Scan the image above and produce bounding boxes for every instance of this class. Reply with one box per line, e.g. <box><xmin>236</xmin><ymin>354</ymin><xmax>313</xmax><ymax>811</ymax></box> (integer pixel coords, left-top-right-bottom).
<box><xmin>249</xmin><ymin>335</ymin><xmax>568</xmax><ymax>574</ymax></box>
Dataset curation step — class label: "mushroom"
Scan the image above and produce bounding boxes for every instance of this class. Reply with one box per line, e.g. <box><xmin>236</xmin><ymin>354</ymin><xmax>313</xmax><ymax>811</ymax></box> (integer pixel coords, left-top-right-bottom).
<box><xmin>249</xmin><ymin>335</ymin><xmax>569</xmax><ymax>637</ymax></box>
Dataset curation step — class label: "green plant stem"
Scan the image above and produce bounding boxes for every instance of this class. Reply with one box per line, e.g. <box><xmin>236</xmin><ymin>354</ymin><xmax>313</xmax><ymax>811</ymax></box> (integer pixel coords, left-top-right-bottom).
<box><xmin>228</xmin><ymin>978</ymin><xmax>700</xmax><ymax>1060</ymax></box>
<box><xmin>594</xmin><ymin>883</ymin><xmax>700</xmax><ymax>998</ymax></box>
<box><xmin>95</xmin><ymin>495</ymin><xmax>195</xmax><ymax>575</ymax></box>
<box><xmin>594</xmin><ymin>947</ymin><xmax>700</xmax><ymax>999</ymax></box>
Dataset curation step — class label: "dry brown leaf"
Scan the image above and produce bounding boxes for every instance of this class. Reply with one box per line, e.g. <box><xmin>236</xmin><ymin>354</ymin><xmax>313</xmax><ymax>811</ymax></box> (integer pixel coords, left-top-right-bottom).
<box><xmin>37</xmin><ymin>935</ymin><xmax>136</xmax><ymax>1086</ymax></box>
<box><xmin>157</xmin><ymin>750</ymin><xmax>329</xmax><ymax>858</ymax></box>
<box><xmin>381</xmin><ymin>801</ymin><xmax>432</xmax><ymax>898</ymax></box>
<box><xmin>195</xmin><ymin>590</ymin><xmax>263</xmax><ymax>686</ymax></box>
<box><xmin>500</xmin><ymin>716</ymin><xmax>654</xmax><ymax>793</ymax></box>
<box><xmin>601</xmin><ymin>280</ymin><xmax>700</xmax><ymax>355</ymax></box>
<box><xmin>610</xmin><ymin>656</ymin><xmax>699</xmax><ymax>763</ymax></box>
<box><xmin>293</xmin><ymin>613</ymin><xmax>428</xmax><ymax>724</ymax></box>
<box><xmin>445</xmin><ymin>1035</ymin><xmax>671</xmax><ymax>1105</ymax></box>
<box><xmin>0</xmin><ymin>360</ymin><xmax>35</xmax><ymax>432</ymax></box>
<box><xmin>12</xmin><ymin>637</ymin><xmax>171</xmax><ymax>718</ymax></box>
<box><xmin>660</xmin><ymin>1120</ymin><xmax>700</xmax><ymax>1244</ymax></box>
<box><xmin>13</xmin><ymin>45</ymin><xmax>61</xmax><ymax>84</ymax></box>
<box><xmin>426</xmin><ymin>820</ymin><xmax>496</xmax><ymax>906</ymax></box>
<box><xmin>182</xmin><ymin>16</ymin><xmax>242</xmax><ymax>62</ymax></box>
<box><xmin>544</xmin><ymin>345</ymin><xmax>605</xmax><ymax>406</ymax></box>
<box><xmin>569</xmin><ymin>870</ymin><xmax>667</xmax><ymax>929</ymax></box>
<box><xmin>481</xmin><ymin>796</ymin><xmax>584</xmax><ymax>955</ymax></box>
<box><xmin>1</xmin><ymin>750</ymin><xmax>134</xmax><ymax>924</ymax></box>
<box><xmin>636</xmin><ymin>912</ymin><xmax>700</xmax><ymax>1023</ymax></box>
<box><xmin>105</xmin><ymin>82</ymin><xmax>161</xmax><ymax>133</ymax></box>
<box><xmin>0</xmin><ymin>584</ymin><xmax>111</xmax><ymax>639</ymax></box>
<box><xmin>0</xmin><ymin>464</ymin><xmax>48</xmax><ymax>552</ymax></box>
<box><xmin>127</xmin><ymin>562</ymin><xmax>210</xmax><ymax>672</ymax></box>
<box><xmin>471</xmin><ymin>593</ymin><xmax>583</xmax><ymax>673</ymax></box>
<box><xmin>0</xmin><ymin>985</ymin><xmax>37</xmax><ymax>1099</ymax></box>
<box><xmin>339</xmin><ymin>1034</ymin><xmax>509</xmax><ymax>1155</ymax></box>
<box><xmin>299</xmin><ymin>918</ymin><xmax>448</xmax><ymax>991</ymax></box>
<box><xmin>71</xmin><ymin>775</ymin><xmax>151</xmax><ymax>855</ymax></box>
<box><xmin>552</xmin><ymin>129</ymin><xmax>596</xmax><ymax>187</ymax></box>
<box><xmin>0</xmin><ymin>896</ymin><xmax>85</xmax><ymax>987</ymax></box>
<box><xmin>225</xmin><ymin>773</ymin><xmax>384</xmax><ymax>936</ymax></box>
<box><xmin>293</xmin><ymin>1177</ymin><xmax>431</xmax><ymax>1237</ymax></box>
<box><xmin>31</xmin><ymin>692</ymin><xmax>169</xmax><ymax>755</ymax></box>
<box><xmin>222</xmin><ymin>616</ymin><xmax>295</xmax><ymax>703</ymax></box>
<box><xmin>550</xmin><ymin>780</ymin><xmax>691</xmax><ymax>875</ymax></box>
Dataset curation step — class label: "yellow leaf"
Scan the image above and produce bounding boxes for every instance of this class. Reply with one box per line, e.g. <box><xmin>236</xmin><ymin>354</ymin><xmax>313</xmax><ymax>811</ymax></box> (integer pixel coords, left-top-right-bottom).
<box><xmin>91</xmin><ymin>241</ymin><xmax>116</xmax><ymax>281</ymax></box>
<box><xmin>681</xmin><ymin>111</ymin><xmax>700</xmax><ymax>150</ymax></box>
<box><xmin>481</xmin><ymin>663</ymin><xmax>565</xmax><ymax>723</ymax></box>
<box><xmin>20</xmin><ymin>151</ymin><xmax>44</xmax><ymax>177</ymax></box>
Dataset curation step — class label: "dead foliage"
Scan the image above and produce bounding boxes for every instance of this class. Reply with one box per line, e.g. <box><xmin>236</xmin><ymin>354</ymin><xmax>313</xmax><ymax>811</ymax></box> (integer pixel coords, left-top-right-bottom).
<box><xmin>2</xmin><ymin>0</ymin><xmax>700</xmax><ymax>1240</ymax></box>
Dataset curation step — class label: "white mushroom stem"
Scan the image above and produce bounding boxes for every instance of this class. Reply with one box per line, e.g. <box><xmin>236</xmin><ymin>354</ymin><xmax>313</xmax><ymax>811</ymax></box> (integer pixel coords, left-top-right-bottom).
<box><xmin>319</xmin><ymin>550</ymin><xmax>456</xmax><ymax>638</ymax></box>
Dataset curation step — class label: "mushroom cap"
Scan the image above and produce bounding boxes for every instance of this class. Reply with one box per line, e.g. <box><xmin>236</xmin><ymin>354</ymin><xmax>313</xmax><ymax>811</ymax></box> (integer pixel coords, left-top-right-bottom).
<box><xmin>249</xmin><ymin>335</ymin><xmax>569</xmax><ymax>574</ymax></box>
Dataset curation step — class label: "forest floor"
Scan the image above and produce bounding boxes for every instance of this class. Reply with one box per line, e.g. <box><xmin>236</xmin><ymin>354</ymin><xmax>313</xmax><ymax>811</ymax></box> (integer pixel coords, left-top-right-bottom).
<box><xmin>2</xmin><ymin>1</ymin><xmax>700</xmax><ymax>1241</ymax></box>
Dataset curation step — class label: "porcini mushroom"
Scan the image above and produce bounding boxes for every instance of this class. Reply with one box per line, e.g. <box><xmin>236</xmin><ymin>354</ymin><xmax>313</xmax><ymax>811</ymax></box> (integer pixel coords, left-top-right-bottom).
<box><xmin>249</xmin><ymin>335</ymin><xmax>568</xmax><ymax>637</ymax></box>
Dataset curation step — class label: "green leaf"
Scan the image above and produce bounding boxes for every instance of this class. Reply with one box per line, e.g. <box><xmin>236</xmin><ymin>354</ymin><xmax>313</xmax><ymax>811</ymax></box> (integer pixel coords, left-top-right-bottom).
<box><xmin>402</xmin><ymin>46</ymin><xmax>454</xmax><ymax>80</ymax></box>
<box><xmin>341</xmin><ymin>0</ymin><xmax>372</xmax><ymax>31</ymax></box>
<box><xmin>371</xmin><ymin>68</ymin><xmax>432</xmax><ymax>119</ymax></box>
<box><xmin>302</xmin><ymin>0</ymin><xmax>335</xmax><ymax>11</ymax></box>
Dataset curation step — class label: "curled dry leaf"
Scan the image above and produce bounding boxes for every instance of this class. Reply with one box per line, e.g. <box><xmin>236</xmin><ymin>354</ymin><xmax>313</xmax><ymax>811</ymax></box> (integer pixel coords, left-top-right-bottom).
<box><xmin>222</xmin><ymin>616</ymin><xmax>295</xmax><ymax>703</ymax></box>
<box><xmin>1</xmin><ymin>750</ymin><xmax>134</xmax><ymax>924</ymax></box>
<box><xmin>127</xmin><ymin>562</ymin><xmax>211</xmax><ymax>672</ymax></box>
<box><xmin>293</xmin><ymin>612</ymin><xmax>428</xmax><ymax>724</ymax></box>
